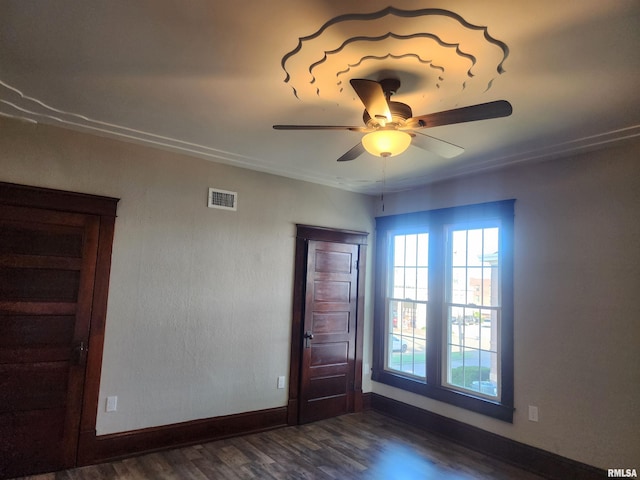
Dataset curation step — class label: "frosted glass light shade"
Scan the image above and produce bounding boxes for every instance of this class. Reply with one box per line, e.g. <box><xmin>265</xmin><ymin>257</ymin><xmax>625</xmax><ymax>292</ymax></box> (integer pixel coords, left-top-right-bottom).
<box><xmin>362</xmin><ymin>130</ymin><xmax>412</xmax><ymax>157</ymax></box>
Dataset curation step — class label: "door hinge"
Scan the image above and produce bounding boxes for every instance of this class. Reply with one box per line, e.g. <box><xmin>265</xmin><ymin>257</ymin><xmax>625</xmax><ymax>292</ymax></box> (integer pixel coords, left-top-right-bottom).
<box><xmin>353</xmin><ymin>260</ymin><xmax>359</xmax><ymax>270</ymax></box>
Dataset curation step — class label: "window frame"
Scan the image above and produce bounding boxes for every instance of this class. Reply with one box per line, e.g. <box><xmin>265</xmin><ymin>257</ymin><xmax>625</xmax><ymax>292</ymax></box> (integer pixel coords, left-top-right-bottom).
<box><xmin>372</xmin><ymin>200</ymin><xmax>515</xmax><ymax>422</ymax></box>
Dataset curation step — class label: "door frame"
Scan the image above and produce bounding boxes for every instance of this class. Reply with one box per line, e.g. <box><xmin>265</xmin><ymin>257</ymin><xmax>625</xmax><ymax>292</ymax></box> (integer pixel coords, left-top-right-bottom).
<box><xmin>0</xmin><ymin>182</ymin><xmax>118</xmax><ymax>467</ymax></box>
<box><xmin>288</xmin><ymin>224</ymin><xmax>368</xmax><ymax>425</ymax></box>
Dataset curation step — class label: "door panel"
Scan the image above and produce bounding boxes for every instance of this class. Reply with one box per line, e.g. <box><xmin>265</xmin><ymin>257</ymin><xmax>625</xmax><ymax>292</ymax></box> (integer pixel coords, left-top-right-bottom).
<box><xmin>0</xmin><ymin>268</ymin><xmax>81</xmax><ymax>300</ymax></box>
<box><xmin>0</xmin><ymin>206</ymin><xmax>99</xmax><ymax>478</ymax></box>
<box><xmin>0</xmin><ymin>362</ymin><xmax>69</xmax><ymax>410</ymax></box>
<box><xmin>310</xmin><ymin>341</ymin><xmax>349</xmax><ymax>366</ymax></box>
<box><xmin>0</xmin><ymin>221</ymin><xmax>84</xmax><ymax>257</ymax></box>
<box><xmin>315</xmin><ymin>249</ymin><xmax>352</xmax><ymax>273</ymax></box>
<box><xmin>0</xmin><ymin>409</ymin><xmax>67</xmax><ymax>476</ymax></box>
<box><xmin>312</xmin><ymin>312</ymin><xmax>349</xmax><ymax>334</ymax></box>
<box><xmin>307</xmin><ymin>374</ymin><xmax>348</xmax><ymax>399</ymax></box>
<box><xmin>0</xmin><ymin>315</ymin><xmax>75</xmax><ymax>363</ymax></box>
<box><xmin>299</xmin><ymin>240</ymin><xmax>359</xmax><ymax>423</ymax></box>
<box><xmin>314</xmin><ymin>280</ymin><xmax>351</xmax><ymax>302</ymax></box>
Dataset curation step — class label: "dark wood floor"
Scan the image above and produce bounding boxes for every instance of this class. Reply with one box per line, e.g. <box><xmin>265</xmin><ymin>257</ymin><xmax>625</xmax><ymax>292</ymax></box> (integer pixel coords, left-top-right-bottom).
<box><xmin>15</xmin><ymin>411</ymin><xmax>546</xmax><ymax>479</ymax></box>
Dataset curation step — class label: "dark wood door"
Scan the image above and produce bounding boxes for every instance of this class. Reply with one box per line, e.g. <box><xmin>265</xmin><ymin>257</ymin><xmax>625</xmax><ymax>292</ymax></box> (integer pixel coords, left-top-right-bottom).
<box><xmin>299</xmin><ymin>240</ymin><xmax>360</xmax><ymax>423</ymax></box>
<box><xmin>0</xmin><ymin>204</ymin><xmax>100</xmax><ymax>478</ymax></box>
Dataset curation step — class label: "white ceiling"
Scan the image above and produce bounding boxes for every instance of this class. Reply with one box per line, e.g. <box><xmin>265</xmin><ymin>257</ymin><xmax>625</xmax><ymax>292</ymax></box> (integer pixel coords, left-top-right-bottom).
<box><xmin>1</xmin><ymin>0</ymin><xmax>639</xmax><ymax>194</ymax></box>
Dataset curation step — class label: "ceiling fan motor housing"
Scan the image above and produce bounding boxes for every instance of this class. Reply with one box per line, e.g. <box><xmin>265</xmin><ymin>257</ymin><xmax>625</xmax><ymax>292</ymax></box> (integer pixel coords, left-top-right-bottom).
<box><xmin>363</xmin><ymin>101</ymin><xmax>413</xmax><ymax>128</ymax></box>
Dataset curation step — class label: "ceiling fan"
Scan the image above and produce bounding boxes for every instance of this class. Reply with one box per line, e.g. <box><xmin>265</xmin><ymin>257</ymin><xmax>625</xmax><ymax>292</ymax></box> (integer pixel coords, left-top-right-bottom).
<box><xmin>273</xmin><ymin>78</ymin><xmax>512</xmax><ymax>162</ymax></box>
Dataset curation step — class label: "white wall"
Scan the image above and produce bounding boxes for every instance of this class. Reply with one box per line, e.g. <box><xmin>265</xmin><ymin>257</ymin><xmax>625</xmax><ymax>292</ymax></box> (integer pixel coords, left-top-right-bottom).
<box><xmin>0</xmin><ymin>117</ymin><xmax>376</xmax><ymax>435</ymax></box>
<box><xmin>373</xmin><ymin>139</ymin><xmax>640</xmax><ymax>469</ymax></box>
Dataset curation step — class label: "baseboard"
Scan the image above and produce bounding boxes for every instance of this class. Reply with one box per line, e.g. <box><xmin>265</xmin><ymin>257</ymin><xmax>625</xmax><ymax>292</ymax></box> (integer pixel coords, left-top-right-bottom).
<box><xmin>370</xmin><ymin>393</ymin><xmax>606</xmax><ymax>480</ymax></box>
<box><xmin>77</xmin><ymin>406</ymin><xmax>288</xmax><ymax>466</ymax></box>
<box><xmin>362</xmin><ymin>391</ymin><xmax>373</xmax><ymax>410</ymax></box>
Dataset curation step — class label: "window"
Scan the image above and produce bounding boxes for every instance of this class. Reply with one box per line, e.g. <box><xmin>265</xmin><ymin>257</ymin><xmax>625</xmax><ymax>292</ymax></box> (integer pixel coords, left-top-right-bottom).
<box><xmin>445</xmin><ymin>226</ymin><xmax>501</xmax><ymax>399</ymax></box>
<box><xmin>373</xmin><ymin>200</ymin><xmax>514</xmax><ymax>422</ymax></box>
<box><xmin>386</xmin><ymin>233</ymin><xmax>429</xmax><ymax>379</ymax></box>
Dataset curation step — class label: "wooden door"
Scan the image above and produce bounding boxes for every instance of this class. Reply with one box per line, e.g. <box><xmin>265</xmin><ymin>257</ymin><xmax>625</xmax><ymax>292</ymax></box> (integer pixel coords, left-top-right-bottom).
<box><xmin>0</xmin><ymin>203</ymin><xmax>101</xmax><ymax>478</ymax></box>
<box><xmin>299</xmin><ymin>240</ymin><xmax>359</xmax><ymax>423</ymax></box>
<box><xmin>289</xmin><ymin>225</ymin><xmax>367</xmax><ymax>425</ymax></box>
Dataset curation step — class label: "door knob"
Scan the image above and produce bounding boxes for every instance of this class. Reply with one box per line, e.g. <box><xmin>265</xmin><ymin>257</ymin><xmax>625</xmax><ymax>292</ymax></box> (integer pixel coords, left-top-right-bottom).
<box><xmin>72</xmin><ymin>341</ymin><xmax>88</xmax><ymax>365</ymax></box>
<box><xmin>304</xmin><ymin>331</ymin><xmax>314</xmax><ymax>348</ymax></box>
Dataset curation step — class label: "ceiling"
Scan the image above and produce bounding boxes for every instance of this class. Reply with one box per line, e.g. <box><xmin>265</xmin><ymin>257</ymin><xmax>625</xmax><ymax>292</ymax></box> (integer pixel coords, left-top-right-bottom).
<box><xmin>1</xmin><ymin>0</ymin><xmax>638</xmax><ymax>194</ymax></box>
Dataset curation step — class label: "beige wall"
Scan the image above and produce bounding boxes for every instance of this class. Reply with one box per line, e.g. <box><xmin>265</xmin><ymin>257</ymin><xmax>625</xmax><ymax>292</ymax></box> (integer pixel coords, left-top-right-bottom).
<box><xmin>373</xmin><ymin>139</ymin><xmax>640</xmax><ymax>469</ymax></box>
<box><xmin>0</xmin><ymin>117</ymin><xmax>376</xmax><ymax>435</ymax></box>
<box><xmin>2</xmin><ymin>116</ymin><xmax>639</xmax><ymax>470</ymax></box>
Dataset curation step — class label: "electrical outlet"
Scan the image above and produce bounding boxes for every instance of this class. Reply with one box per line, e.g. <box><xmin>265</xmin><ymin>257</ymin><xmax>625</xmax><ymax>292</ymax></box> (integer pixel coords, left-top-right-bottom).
<box><xmin>277</xmin><ymin>376</ymin><xmax>285</xmax><ymax>389</ymax></box>
<box><xmin>528</xmin><ymin>405</ymin><xmax>539</xmax><ymax>422</ymax></box>
<box><xmin>106</xmin><ymin>395</ymin><xmax>118</xmax><ymax>412</ymax></box>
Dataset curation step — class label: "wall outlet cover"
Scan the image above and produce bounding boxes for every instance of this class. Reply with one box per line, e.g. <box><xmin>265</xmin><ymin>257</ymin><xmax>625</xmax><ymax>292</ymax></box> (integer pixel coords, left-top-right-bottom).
<box><xmin>106</xmin><ymin>395</ymin><xmax>118</xmax><ymax>412</ymax></box>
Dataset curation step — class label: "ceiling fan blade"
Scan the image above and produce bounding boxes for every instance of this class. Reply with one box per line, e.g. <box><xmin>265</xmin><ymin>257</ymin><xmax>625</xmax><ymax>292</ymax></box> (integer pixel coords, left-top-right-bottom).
<box><xmin>407</xmin><ymin>100</ymin><xmax>513</xmax><ymax>129</ymax></box>
<box><xmin>337</xmin><ymin>142</ymin><xmax>365</xmax><ymax>162</ymax></box>
<box><xmin>350</xmin><ymin>79</ymin><xmax>391</xmax><ymax>122</ymax></box>
<box><xmin>412</xmin><ymin>132</ymin><xmax>465</xmax><ymax>158</ymax></box>
<box><xmin>273</xmin><ymin>124</ymin><xmax>368</xmax><ymax>132</ymax></box>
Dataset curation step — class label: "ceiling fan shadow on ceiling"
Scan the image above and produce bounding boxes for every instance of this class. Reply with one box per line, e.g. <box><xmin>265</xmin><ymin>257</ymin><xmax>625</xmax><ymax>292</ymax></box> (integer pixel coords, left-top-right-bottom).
<box><xmin>273</xmin><ymin>78</ymin><xmax>512</xmax><ymax>162</ymax></box>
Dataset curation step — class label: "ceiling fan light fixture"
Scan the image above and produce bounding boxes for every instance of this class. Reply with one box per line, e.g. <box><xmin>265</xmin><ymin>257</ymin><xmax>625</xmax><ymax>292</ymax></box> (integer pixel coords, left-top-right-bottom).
<box><xmin>362</xmin><ymin>129</ymin><xmax>412</xmax><ymax>158</ymax></box>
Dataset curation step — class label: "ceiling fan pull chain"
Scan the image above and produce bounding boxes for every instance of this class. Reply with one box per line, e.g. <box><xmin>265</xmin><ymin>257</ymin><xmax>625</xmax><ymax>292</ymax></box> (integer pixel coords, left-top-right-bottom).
<box><xmin>381</xmin><ymin>157</ymin><xmax>386</xmax><ymax>212</ymax></box>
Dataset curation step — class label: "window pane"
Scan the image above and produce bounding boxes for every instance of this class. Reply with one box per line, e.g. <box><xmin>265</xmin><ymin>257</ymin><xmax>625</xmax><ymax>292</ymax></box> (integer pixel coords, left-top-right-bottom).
<box><xmin>465</xmin><ymin>348</ymin><xmax>481</xmax><ymax>384</ymax></box>
<box><xmin>493</xmin><ymin>311</ymin><xmax>500</xmax><ymax>351</ymax></box>
<box><xmin>483</xmin><ymin>228</ymin><xmax>499</xmax><ymax>265</ymax></box>
<box><xmin>467</xmin><ymin>229</ymin><xmax>484</xmax><ymax>267</ymax></box>
<box><xmin>393</xmin><ymin>235</ymin><xmax>405</xmax><ymax>266</ymax></box>
<box><xmin>466</xmin><ymin>350</ymin><xmax>499</xmax><ymax>397</ymax></box>
<box><xmin>386</xmin><ymin>299</ymin><xmax>426</xmax><ymax>379</ymax></box>
<box><xmin>468</xmin><ymin>267</ymin><xmax>483</xmax><ymax>305</ymax></box>
<box><xmin>466</xmin><ymin>308</ymin><xmax>481</xmax><ymax>346</ymax></box>
<box><xmin>404</xmin><ymin>267</ymin><xmax>417</xmax><ymax>300</ymax></box>
<box><xmin>487</xmin><ymin>266</ymin><xmax>500</xmax><ymax>306</ymax></box>
<box><xmin>416</xmin><ymin>267</ymin><xmax>428</xmax><ymax>301</ymax></box>
<box><xmin>388</xmin><ymin>335</ymin><xmax>427</xmax><ymax>378</ymax></box>
<box><xmin>485</xmin><ymin>351</ymin><xmax>499</xmax><ymax>397</ymax></box>
<box><xmin>389</xmin><ymin>300</ymin><xmax>399</xmax><ymax>332</ymax></box>
<box><xmin>417</xmin><ymin>233</ymin><xmax>429</xmax><ymax>266</ymax></box>
<box><xmin>449</xmin><ymin>305</ymin><xmax>464</xmax><ymax>326</ymax></box>
<box><xmin>451</xmin><ymin>267</ymin><xmax>467</xmax><ymax>303</ymax></box>
<box><xmin>452</xmin><ymin>230</ymin><xmax>467</xmax><ymax>266</ymax></box>
<box><xmin>446</xmin><ymin>316</ymin><xmax>499</xmax><ymax>398</ymax></box>
<box><xmin>405</xmin><ymin>234</ymin><xmax>417</xmax><ymax>267</ymax></box>
<box><xmin>415</xmin><ymin>303</ymin><xmax>427</xmax><ymax>340</ymax></box>
<box><xmin>448</xmin><ymin>347</ymin><xmax>480</xmax><ymax>389</ymax></box>
<box><xmin>478</xmin><ymin>310</ymin><xmax>492</xmax><ymax>351</ymax></box>
<box><xmin>387</xmin><ymin>332</ymin><xmax>403</xmax><ymax>370</ymax></box>
<box><xmin>448</xmin><ymin>308</ymin><xmax>463</xmax><ymax>350</ymax></box>
<box><xmin>401</xmin><ymin>303</ymin><xmax>417</xmax><ymax>336</ymax></box>
<box><xmin>480</xmin><ymin>267</ymin><xmax>497</xmax><ymax>306</ymax></box>
<box><xmin>393</xmin><ymin>267</ymin><xmax>405</xmax><ymax>298</ymax></box>
<box><xmin>401</xmin><ymin>337</ymin><xmax>415</xmax><ymax>369</ymax></box>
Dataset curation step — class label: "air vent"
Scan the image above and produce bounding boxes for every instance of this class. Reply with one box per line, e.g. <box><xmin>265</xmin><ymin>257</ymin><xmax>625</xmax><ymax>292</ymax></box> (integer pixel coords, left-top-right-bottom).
<box><xmin>207</xmin><ymin>188</ymin><xmax>237</xmax><ymax>211</ymax></box>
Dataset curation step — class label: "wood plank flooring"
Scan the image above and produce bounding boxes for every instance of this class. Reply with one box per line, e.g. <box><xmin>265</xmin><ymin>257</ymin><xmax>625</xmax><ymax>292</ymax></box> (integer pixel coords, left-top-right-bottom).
<box><xmin>14</xmin><ymin>411</ymin><xmax>547</xmax><ymax>479</ymax></box>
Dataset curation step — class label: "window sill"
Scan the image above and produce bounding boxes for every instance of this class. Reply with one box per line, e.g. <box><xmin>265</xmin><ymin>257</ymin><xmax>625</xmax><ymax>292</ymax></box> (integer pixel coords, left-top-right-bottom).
<box><xmin>372</xmin><ymin>370</ymin><xmax>514</xmax><ymax>423</ymax></box>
